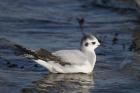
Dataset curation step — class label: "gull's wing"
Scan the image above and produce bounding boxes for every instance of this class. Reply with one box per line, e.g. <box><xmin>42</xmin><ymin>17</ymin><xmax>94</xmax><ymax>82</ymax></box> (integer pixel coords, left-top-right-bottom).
<box><xmin>35</xmin><ymin>49</ymin><xmax>72</xmax><ymax>66</ymax></box>
<box><xmin>14</xmin><ymin>44</ymin><xmax>72</xmax><ymax>65</ymax></box>
<box><xmin>14</xmin><ymin>44</ymin><xmax>88</xmax><ymax>66</ymax></box>
<box><xmin>52</xmin><ymin>50</ymin><xmax>88</xmax><ymax>65</ymax></box>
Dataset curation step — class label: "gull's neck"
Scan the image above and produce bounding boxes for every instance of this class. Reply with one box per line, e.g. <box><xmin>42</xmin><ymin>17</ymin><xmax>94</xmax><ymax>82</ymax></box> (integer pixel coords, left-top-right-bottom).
<box><xmin>81</xmin><ymin>49</ymin><xmax>96</xmax><ymax>69</ymax></box>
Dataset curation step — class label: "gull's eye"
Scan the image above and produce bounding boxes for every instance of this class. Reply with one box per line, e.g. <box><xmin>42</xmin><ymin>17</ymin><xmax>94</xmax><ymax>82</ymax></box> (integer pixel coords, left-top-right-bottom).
<box><xmin>92</xmin><ymin>42</ymin><xmax>96</xmax><ymax>44</ymax></box>
<box><xmin>85</xmin><ymin>42</ymin><xmax>88</xmax><ymax>46</ymax></box>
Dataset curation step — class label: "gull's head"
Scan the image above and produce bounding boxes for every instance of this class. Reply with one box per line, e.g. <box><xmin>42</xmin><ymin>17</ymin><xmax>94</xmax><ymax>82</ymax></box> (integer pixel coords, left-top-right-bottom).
<box><xmin>80</xmin><ymin>34</ymin><xmax>100</xmax><ymax>52</ymax></box>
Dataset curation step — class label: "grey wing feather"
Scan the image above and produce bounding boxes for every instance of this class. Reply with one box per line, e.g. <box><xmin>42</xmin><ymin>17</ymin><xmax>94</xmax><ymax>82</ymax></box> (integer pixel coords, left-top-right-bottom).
<box><xmin>14</xmin><ymin>44</ymin><xmax>87</xmax><ymax>65</ymax></box>
<box><xmin>52</xmin><ymin>50</ymin><xmax>88</xmax><ymax>65</ymax></box>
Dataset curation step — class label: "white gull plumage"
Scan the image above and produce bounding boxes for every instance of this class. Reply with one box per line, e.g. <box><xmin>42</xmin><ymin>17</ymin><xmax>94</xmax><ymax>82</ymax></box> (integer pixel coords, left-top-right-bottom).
<box><xmin>33</xmin><ymin>34</ymin><xmax>100</xmax><ymax>74</ymax></box>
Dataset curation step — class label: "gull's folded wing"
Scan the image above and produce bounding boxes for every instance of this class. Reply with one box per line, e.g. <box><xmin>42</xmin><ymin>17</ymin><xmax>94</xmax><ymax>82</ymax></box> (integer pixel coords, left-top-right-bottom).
<box><xmin>53</xmin><ymin>50</ymin><xmax>88</xmax><ymax>65</ymax></box>
<box><xmin>14</xmin><ymin>44</ymin><xmax>70</xmax><ymax>66</ymax></box>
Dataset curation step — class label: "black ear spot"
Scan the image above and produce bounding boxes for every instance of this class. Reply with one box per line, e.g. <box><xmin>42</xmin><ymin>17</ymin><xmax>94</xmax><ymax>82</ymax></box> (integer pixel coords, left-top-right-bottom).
<box><xmin>85</xmin><ymin>42</ymin><xmax>88</xmax><ymax>46</ymax></box>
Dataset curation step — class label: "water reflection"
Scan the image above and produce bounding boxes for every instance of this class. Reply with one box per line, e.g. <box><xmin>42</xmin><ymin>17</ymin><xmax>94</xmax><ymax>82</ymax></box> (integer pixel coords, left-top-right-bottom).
<box><xmin>21</xmin><ymin>73</ymin><xmax>94</xmax><ymax>93</ymax></box>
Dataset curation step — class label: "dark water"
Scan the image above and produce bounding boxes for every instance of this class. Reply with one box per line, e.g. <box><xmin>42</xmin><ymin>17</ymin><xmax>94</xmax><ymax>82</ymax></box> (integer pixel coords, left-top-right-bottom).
<box><xmin>0</xmin><ymin>0</ymin><xmax>140</xmax><ymax>93</ymax></box>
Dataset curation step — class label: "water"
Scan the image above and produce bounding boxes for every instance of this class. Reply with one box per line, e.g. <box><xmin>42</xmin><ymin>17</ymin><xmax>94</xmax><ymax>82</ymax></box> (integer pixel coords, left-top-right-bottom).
<box><xmin>0</xmin><ymin>0</ymin><xmax>140</xmax><ymax>93</ymax></box>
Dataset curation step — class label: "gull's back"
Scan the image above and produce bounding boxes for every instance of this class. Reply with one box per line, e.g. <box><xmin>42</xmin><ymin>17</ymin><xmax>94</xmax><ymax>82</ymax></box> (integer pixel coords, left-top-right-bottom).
<box><xmin>52</xmin><ymin>50</ymin><xmax>88</xmax><ymax>65</ymax></box>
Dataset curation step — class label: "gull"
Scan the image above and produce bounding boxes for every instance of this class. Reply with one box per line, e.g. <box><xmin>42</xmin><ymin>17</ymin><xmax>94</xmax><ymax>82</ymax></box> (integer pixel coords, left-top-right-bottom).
<box><xmin>14</xmin><ymin>34</ymin><xmax>100</xmax><ymax>74</ymax></box>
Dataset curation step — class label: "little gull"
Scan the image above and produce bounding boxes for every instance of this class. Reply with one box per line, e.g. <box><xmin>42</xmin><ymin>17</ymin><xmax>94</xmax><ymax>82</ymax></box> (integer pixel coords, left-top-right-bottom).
<box><xmin>14</xmin><ymin>34</ymin><xmax>100</xmax><ymax>74</ymax></box>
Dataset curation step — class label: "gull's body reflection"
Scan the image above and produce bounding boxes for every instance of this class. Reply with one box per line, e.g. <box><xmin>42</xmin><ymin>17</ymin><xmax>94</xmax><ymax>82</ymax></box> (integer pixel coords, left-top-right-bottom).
<box><xmin>22</xmin><ymin>73</ymin><xmax>94</xmax><ymax>93</ymax></box>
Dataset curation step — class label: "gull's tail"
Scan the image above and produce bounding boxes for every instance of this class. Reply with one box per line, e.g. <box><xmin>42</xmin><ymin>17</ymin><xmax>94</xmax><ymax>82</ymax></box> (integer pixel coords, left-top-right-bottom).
<box><xmin>14</xmin><ymin>44</ymin><xmax>64</xmax><ymax>64</ymax></box>
<box><xmin>14</xmin><ymin>44</ymin><xmax>39</xmax><ymax>59</ymax></box>
<box><xmin>14</xmin><ymin>44</ymin><xmax>54</xmax><ymax>61</ymax></box>
<box><xmin>14</xmin><ymin>44</ymin><xmax>71</xmax><ymax>73</ymax></box>
<box><xmin>14</xmin><ymin>44</ymin><xmax>61</xmax><ymax>72</ymax></box>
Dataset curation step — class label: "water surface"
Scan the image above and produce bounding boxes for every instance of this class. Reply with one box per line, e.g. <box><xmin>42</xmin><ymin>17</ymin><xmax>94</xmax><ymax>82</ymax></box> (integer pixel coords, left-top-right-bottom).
<box><xmin>0</xmin><ymin>0</ymin><xmax>140</xmax><ymax>93</ymax></box>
